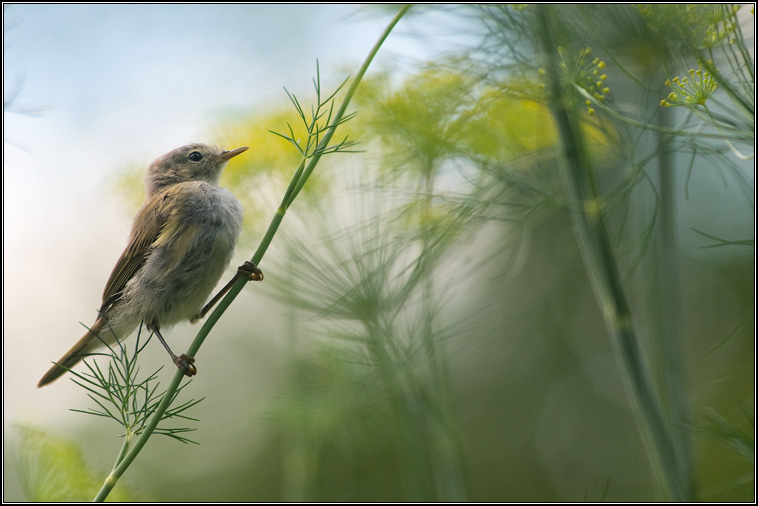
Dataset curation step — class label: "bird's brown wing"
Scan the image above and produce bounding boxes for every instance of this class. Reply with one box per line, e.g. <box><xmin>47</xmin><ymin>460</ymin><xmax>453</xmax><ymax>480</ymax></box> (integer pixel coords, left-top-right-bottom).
<box><xmin>99</xmin><ymin>191</ymin><xmax>172</xmax><ymax>313</ymax></box>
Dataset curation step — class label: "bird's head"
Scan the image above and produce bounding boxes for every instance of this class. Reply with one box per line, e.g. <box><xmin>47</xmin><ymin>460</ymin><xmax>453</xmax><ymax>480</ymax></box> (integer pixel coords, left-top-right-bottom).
<box><xmin>144</xmin><ymin>143</ymin><xmax>248</xmax><ymax>196</ymax></box>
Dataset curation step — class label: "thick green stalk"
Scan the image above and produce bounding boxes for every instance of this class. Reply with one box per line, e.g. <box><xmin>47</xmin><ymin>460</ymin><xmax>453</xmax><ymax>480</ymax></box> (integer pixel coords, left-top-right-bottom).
<box><xmin>652</xmin><ymin>101</ymin><xmax>694</xmax><ymax>498</ymax></box>
<box><xmin>533</xmin><ymin>5</ymin><xmax>690</xmax><ymax>501</ymax></box>
<box><xmin>419</xmin><ymin>169</ymin><xmax>467</xmax><ymax>501</ymax></box>
<box><xmin>92</xmin><ymin>5</ymin><xmax>412</xmax><ymax>501</ymax></box>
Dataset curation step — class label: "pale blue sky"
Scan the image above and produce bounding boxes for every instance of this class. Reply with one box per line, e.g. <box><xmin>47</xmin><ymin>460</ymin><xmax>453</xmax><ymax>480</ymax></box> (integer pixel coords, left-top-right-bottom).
<box><xmin>3</xmin><ymin>4</ymin><xmax>469</xmax><ymax>221</ymax></box>
<box><xmin>4</xmin><ymin>4</ymin><xmax>426</xmax><ymax>177</ymax></box>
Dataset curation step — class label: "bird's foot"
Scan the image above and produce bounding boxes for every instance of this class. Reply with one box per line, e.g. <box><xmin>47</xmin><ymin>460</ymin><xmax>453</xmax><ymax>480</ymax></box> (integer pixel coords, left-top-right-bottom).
<box><xmin>238</xmin><ymin>261</ymin><xmax>263</xmax><ymax>282</ymax></box>
<box><xmin>173</xmin><ymin>353</ymin><xmax>197</xmax><ymax>377</ymax></box>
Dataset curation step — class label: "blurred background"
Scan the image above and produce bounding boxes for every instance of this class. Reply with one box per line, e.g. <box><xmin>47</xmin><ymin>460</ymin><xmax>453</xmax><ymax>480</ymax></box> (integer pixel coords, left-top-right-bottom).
<box><xmin>3</xmin><ymin>4</ymin><xmax>754</xmax><ymax>502</ymax></box>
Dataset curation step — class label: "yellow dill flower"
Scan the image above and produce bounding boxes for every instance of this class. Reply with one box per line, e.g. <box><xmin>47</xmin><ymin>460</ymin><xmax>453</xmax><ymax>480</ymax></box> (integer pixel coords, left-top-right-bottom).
<box><xmin>554</xmin><ymin>46</ymin><xmax>612</xmax><ymax>114</ymax></box>
<box><xmin>661</xmin><ymin>60</ymin><xmax>718</xmax><ymax>107</ymax></box>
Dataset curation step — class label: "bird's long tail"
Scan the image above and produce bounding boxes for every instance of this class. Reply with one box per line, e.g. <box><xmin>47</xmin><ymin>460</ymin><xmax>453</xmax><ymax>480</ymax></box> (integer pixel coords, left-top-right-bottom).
<box><xmin>37</xmin><ymin>319</ymin><xmax>109</xmax><ymax>388</ymax></box>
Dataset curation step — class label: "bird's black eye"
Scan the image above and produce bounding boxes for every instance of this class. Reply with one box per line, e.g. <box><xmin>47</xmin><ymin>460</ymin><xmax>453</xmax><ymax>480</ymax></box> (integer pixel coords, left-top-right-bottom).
<box><xmin>188</xmin><ymin>151</ymin><xmax>203</xmax><ymax>162</ymax></box>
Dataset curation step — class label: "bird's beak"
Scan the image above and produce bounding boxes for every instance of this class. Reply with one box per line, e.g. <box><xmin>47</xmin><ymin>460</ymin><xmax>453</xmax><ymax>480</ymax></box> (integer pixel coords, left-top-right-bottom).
<box><xmin>219</xmin><ymin>147</ymin><xmax>249</xmax><ymax>160</ymax></box>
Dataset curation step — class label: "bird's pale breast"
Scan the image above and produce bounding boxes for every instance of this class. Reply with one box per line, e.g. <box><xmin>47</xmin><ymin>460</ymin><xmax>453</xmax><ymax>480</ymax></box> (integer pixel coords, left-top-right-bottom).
<box><xmin>121</xmin><ymin>181</ymin><xmax>243</xmax><ymax>326</ymax></box>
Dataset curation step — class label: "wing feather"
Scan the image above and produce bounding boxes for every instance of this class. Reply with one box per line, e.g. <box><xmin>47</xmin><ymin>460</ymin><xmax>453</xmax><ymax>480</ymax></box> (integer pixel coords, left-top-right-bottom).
<box><xmin>99</xmin><ymin>191</ymin><xmax>172</xmax><ymax>312</ymax></box>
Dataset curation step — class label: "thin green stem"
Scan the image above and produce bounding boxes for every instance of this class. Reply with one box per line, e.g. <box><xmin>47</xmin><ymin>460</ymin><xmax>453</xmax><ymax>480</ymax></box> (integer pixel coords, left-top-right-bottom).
<box><xmin>288</xmin><ymin>5</ymin><xmax>412</xmax><ymax>207</ymax></box>
<box><xmin>93</xmin><ymin>431</ymin><xmax>132</xmax><ymax>501</ymax></box>
<box><xmin>578</xmin><ymin>84</ymin><xmax>752</xmax><ymax>143</ymax></box>
<box><xmin>534</xmin><ymin>5</ymin><xmax>691</xmax><ymax>501</ymax></box>
<box><xmin>91</xmin><ymin>5</ymin><xmax>412</xmax><ymax>501</ymax></box>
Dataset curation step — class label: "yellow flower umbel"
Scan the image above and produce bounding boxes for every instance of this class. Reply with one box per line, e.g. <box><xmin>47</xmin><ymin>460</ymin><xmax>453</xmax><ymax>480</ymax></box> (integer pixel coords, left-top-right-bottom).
<box><xmin>553</xmin><ymin>46</ymin><xmax>611</xmax><ymax>115</ymax></box>
<box><xmin>660</xmin><ymin>60</ymin><xmax>718</xmax><ymax>107</ymax></box>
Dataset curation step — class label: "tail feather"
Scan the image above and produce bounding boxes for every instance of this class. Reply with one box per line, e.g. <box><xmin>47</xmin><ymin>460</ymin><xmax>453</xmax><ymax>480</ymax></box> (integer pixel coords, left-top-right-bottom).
<box><xmin>37</xmin><ymin>320</ymin><xmax>107</xmax><ymax>388</ymax></box>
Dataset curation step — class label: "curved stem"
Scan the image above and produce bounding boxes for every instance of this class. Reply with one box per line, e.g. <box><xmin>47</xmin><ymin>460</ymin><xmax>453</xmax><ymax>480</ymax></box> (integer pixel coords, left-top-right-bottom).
<box><xmin>92</xmin><ymin>5</ymin><xmax>412</xmax><ymax>501</ymax></box>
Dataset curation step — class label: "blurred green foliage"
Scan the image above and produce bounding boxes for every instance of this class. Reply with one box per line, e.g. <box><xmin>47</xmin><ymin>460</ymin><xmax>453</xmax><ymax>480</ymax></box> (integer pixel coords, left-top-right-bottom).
<box><xmin>14</xmin><ymin>424</ymin><xmax>137</xmax><ymax>501</ymax></box>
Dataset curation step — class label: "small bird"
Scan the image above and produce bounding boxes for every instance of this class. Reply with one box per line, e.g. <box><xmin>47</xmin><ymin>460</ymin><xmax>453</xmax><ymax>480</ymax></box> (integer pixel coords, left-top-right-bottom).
<box><xmin>37</xmin><ymin>143</ymin><xmax>262</xmax><ymax>388</ymax></box>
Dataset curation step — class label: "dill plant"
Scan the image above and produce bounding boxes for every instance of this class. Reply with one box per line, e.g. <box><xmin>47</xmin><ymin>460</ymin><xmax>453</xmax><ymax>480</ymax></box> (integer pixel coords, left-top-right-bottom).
<box><xmin>470</xmin><ymin>3</ymin><xmax>752</xmax><ymax>501</ymax></box>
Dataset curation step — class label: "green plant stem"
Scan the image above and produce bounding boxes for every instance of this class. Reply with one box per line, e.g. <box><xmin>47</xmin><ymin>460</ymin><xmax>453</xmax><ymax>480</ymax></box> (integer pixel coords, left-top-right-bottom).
<box><xmin>93</xmin><ymin>431</ymin><xmax>132</xmax><ymax>501</ymax></box>
<box><xmin>534</xmin><ymin>5</ymin><xmax>690</xmax><ymax>501</ymax></box>
<box><xmin>651</xmin><ymin>102</ymin><xmax>694</xmax><ymax>497</ymax></box>
<box><xmin>91</xmin><ymin>5</ymin><xmax>412</xmax><ymax>501</ymax></box>
<box><xmin>419</xmin><ymin>169</ymin><xmax>467</xmax><ymax>501</ymax></box>
<box><xmin>288</xmin><ymin>5</ymin><xmax>412</xmax><ymax>206</ymax></box>
<box><xmin>577</xmin><ymin>84</ymin><xmax>752</xmax><ymax>143</ymax></box>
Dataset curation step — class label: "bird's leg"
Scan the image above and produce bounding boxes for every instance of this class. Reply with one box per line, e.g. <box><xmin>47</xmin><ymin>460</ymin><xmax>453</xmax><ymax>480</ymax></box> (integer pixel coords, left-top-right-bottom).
<box><xmin>147</xmin><ymin>319</ymin><xmax>196</xmax><ymax>377</ymax></box>
<box><xmin>191</xmin><ymin>261</ymin><xmax>263</xmax><ymax>323</ymax></box>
